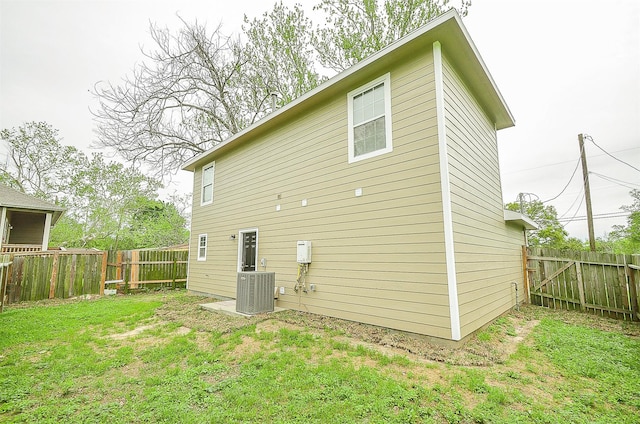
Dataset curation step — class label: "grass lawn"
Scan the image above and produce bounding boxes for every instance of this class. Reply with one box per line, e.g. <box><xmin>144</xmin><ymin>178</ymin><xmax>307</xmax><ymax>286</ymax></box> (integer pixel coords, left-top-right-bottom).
<box><xmin>1</xmin><ymin>291</ymin><xmax>639</xmax><ymax>423</ymax></box>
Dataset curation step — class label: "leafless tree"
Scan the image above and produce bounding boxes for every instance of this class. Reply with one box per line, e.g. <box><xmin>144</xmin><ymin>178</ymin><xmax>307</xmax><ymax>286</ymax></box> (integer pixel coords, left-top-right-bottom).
<box><xmin>93</xmin><ymin>1</ymin><xmax>469</xmax><ymax>176</ymax></box>
<box><xmin>92</xmin><ymin>18</ymin><xmax>274</xmax><ymax>175</ymax></box>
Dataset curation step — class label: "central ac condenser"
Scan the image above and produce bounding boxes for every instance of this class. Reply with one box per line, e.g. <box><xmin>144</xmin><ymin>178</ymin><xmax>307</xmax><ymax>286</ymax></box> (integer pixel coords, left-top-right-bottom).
<box><xmin>236</xmin><ymin>272</ymin><xmax>275</xmax><ymax>314</ymax></box>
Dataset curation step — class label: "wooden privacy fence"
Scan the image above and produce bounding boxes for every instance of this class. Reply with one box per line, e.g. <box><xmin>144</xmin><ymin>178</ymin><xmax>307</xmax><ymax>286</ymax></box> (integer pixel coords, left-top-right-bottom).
<box><xmin>526</xmin><ymin>247</ymin><xmax>640</xmax><ymax>321</ymax></box>
<box><xmin>0</xmin><ymin>250</ymin><xmax>107</xmax><ymax>306</ymax></box>
<box><xmin>105</xmin><ymin>248</ymin><xmax>188</xmax><ymax>290</ymax></box>
<box><xmin>1</xmin><ymin>254</ymin><xmax>12</xmax><ymax>312</ymax></box>
<box><xmin>0</xmin><ymin>248</ymin><xmax>189</xmax><ymax>308</ymax></box>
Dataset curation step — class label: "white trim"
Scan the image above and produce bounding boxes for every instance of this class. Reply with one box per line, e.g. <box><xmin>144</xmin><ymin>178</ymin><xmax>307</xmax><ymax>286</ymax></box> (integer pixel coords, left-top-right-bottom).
<box><xmin>200</xmin><ymin>162</ymin><xmax>215</xmax><ymax>206</ymax></box>
<box><xmin>41</xmin><ymin>212</ymin><xmax>52</xmax><ymax>251</ymax></box>
<box><xmin>236</xmin><ymin>228</ymin><xmax>258</xmax><ymax>272</ymax></box>
<box><xmin>197</xmin><ymin>233</ymin><xmax>208</xmax><ymax>261</ymax></box>
<box><xmin>504</xmin><ymin>210</ymin><xmax>538</xmax><ymax>230</ymax></box>
<box><xmin>0</xmin><ymin>207</ymin><xmax>6</xmax><ymax>250</ymax></box>
<box><xmin>434</xmin><ymin>41</ymin><xmax>461</xmax><ymax>341</ymax></box>
<box><xmin>182</xmin><ymin>9</ymin><xmax>514</xmax><ymax>172</ymax></box>
<box><xmin>347</xmin><ymin>73</ymin><xmax>393</xmax><ymax>163</ymax></box>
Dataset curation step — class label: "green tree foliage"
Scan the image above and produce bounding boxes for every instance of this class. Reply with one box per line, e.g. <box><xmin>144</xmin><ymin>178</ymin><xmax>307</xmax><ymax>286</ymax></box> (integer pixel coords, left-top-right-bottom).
<box><xmin>606</xmin><ymin>189</ymin><xmax>640</xmax><ymax>253</ymax></box>
<box><xmin>312</xmin><ymin>0</ymin><xmax>470</xmax><ymax>72</ymax></box>
<box><xmin>118</xmin><ymin>199</ymin><xmax>189</xmax><ymax>249</ymax></box>
<box><xmin>1</xmin><ymin>122</ymin><xmax>189</xmax><ymax>250</ymax></box>
<box><xmin>505</xmin><ymin>200</ymin><xmax>572</xmax><ymax>248</ymax></box>
<box><xmin>243</xmin><ymin>2</ymin><xmax>323</xmax><ymax>105</ymax></box>
<box><xmin>93</xmin><ymin>0</ymin><xmax>467</xmax><ymax>174</ymax></box>
<box><xmin>59</xmin><ymin>153</ymin><xmax>162</xmax><ymax>250</ymax></box>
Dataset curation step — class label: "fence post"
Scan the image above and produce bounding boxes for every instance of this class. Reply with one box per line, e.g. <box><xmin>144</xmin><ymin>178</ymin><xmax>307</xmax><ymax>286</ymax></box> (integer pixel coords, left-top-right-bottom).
<box><xmin>574</xmin><ymin>261</ymin><xmax>586</xmax><ymax>312</ymax></box>
<box><xmin>116</xmin><ymin>250</ymin><xmax>123</xmax><ymax>281</ymax></box>
<box><xmin>0</xmin><ymin>255</ymin><xmax>11</xmax><ymax>313</ymax></box>
<box><xmin>130</xmin><ymin>250</ymin><xmax>139</xmax><ymax>289</ymax></box>
<box><xmin>522</xmin><ymin>246</ymin><xmax>530</xmax><ymax>303</ymax></box>
<box><xmin>48</xmin><ymin>251</ymin><xmax>60</xmax><ymax>299</ymax></box>
<box><xmin>100</xmin><ymin>251</ymin><xmax>108</xmax><ymax>295</ymax></box>
<box><xmin>627</xmin><ymin>264</ymin><xmax>639</xmax><ymax>321</ymax></box>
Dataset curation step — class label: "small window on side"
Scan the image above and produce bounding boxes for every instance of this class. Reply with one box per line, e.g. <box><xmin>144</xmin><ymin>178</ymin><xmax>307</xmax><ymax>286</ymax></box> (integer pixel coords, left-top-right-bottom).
<box><xmin>197</xmin><ymin>234</ymin><xmax>207</xmax><ymax>261</ymax></box>
<box><xmin>201</xmin><ymin>162</ymin><xmax>215</xmax><ymax>206</ymax></box>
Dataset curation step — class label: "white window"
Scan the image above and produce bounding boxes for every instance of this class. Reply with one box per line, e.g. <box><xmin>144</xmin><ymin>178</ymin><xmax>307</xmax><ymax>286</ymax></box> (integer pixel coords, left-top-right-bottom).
<box><xmin>347</xmin><ymin>73</ymin><xmax>393</xmax><ymax>163</ymax></box>
<box><xmin>201</xmin><ymin>162</ymin><xmax>215</xmax><ymax>206</ymax></box>
<box><xmin>197</xmin><ymin>234</ymin><xmax>207</xmax><ymax>261</ymax></box>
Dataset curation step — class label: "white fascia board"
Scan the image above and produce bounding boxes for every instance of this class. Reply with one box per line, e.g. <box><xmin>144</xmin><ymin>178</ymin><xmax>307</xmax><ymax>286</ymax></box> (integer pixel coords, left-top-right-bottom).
<box><xmin>504</xmin><ymin>210</ymin><xmax>538</xmax><ymax>230</ymax></box>
<box><xmin>182</xmin><ymin>10</ymin><xmax>462</xmax><ymax>171</ymax></box>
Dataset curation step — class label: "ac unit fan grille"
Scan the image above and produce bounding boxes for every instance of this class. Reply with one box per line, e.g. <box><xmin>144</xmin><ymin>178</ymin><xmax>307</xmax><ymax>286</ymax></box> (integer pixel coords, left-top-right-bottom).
<box><xmin>236</xmin><ymin>272</ymin><xmax>275</xmax><ymax>315</ymax></box>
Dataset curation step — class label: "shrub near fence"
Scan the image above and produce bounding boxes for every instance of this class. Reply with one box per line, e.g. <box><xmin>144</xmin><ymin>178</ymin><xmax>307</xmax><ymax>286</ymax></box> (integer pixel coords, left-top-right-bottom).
<box><xmin>527</xmin><ymin>247</ymin><xmax>640</xmax><ymax>321</ymax></box>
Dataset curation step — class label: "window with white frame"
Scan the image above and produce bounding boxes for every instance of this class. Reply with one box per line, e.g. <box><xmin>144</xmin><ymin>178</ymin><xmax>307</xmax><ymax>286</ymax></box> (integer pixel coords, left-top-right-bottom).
<box><xmin>201</xmin><ymin>162</ymin><xmax>215</xmax><ymax>205</ymax></box>
<box><xmin>197</xmin><ymin>234</ymin><xmax>207</xmax><ymax>261</ymax></box>
<box><xmin>347</xmin><ymin>73</ymin><xmax>393</xmax><ymax>163</ymax></box>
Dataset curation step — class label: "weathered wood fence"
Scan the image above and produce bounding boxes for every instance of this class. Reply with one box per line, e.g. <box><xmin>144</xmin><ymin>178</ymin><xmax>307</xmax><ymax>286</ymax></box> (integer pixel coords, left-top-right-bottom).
<box><xmin>0</xmin><ymin>254</ymin><xmax>12</xmax><ymax>312</ymax></box>
<box><xmin>105</xmin><ymin>248</ymin><xmax>188</xmax><ymax>290</ymax></box>
<box><xmin>526</xmin><ymin>247</ymin><xmax>640</xmax><ymax>321</ymax></box>
<box><xmin>0</xmin><ymin>248</ymin><xmax>189</xmax><ymax>308</ymax></box>
<box><xmin>0</xmin><ymin>250</ymin><xmax>107</xmax><ymax>306</ymax></box>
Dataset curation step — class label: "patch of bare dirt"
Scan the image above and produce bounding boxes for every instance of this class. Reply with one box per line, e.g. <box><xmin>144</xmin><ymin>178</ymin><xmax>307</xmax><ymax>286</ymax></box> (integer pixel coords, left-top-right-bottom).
<box><xmin>107</xmin><ymin>324</ymin><xmax>160</xmax><ymax>340</ymax></box>
<box><xmin>230</xmin><ymin>335</ymin><xmax>265</xmax><ymax>360</ymax></box>
<box><xmin>502</xmin><ymin>318</ymin><xmax>541</xmax><ymax>357</ymax></box>
<box><xmin>146</xmin><ymin>294</ymin><xmax>552</xmax><ymax>367</ymax></box>
<box><xmin>272</xmin><ymin>309</ymin><xmax>538</xmax><ymax>366</ymax></box>
<box><xmin>153</xmin><ymin>294</ymin><xmax>269</xmax><ymax>334</ymax></box>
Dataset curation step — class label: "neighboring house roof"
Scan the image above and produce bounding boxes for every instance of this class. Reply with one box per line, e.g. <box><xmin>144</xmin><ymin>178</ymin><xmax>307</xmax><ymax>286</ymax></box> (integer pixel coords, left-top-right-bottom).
<box><xmin>0</xmin><ymin>184</ymin><xmax>65</xmax><ymax>224</ymax></box>
<box><xmin>183</xmin><ymin>9</ymin><xmax>514</xmax><ymax>172</ymax></box>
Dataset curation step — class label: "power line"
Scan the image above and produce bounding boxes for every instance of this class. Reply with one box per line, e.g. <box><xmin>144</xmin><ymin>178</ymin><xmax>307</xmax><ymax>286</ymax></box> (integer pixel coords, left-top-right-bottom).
<box><xmin>560</xmin><ymin>190</ymin><xmax>585</xmax><ymax>228</ymax></box>
<box><xmin>541</xmin><ymin>156</ymin><xmax>582</xmax><ymax>203</ymax></box>
<box><xmin>558</xmin><ymin>212</ymin><xmax>630</xmax><ymax>222</ymax></box>
<box><xmin>584</xmin><ymin>134</ymin><xmax>640</xmax><ymax>173</ymax></box>
<box><xmin>590</xmin><ymin>171</ymin><xmax>640</xmax><ymax>190</ymax></box>
<box><xmin>558</xmin><ymin>187</ymin><xmax>584</xmax><ymax>219</ymax></box>
<box><xmin>502</xmin><ymin>146</ymin><xmax>639</xmax><ymax>175</ymax></box>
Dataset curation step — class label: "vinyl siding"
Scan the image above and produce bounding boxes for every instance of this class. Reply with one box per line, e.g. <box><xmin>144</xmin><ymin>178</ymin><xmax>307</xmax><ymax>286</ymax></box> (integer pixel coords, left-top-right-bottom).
<box><xmin>189</xmin><ymin>48</ymin><xmax>455</xmax><ymax>338</ymax></box>
<box><xmin>441</xmin><ymin>54</ymin><xmax>524</xmax><ymax>339</ymax></box>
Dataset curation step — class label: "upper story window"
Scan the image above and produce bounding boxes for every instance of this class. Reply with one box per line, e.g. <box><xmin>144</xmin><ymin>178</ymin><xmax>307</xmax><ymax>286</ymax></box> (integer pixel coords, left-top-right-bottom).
<box><xmin>197</xmin><ymin>234</ymin><xmax>207</xmax><ymax>261</ymax></box>
<box><xmin>201</xmin><ymin>162</ymin><xmax>215</xmax><ymax>206</ymax></box>
<box><xmin>347</xmin><ymin>73</ymin><xmax>393</xmax><ymax>163</ymax></box>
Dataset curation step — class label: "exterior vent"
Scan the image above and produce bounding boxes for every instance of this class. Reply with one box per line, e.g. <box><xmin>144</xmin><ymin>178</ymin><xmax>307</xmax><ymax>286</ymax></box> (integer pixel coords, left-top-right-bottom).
<box><xmin>236</xmin><ymin>272</ymin><xmax>275</xmax><ymax>315</ymax></box>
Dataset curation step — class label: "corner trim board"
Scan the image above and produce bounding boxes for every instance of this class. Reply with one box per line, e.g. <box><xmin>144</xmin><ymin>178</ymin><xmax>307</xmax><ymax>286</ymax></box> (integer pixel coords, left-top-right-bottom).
<box><xmin>433</xmin><ymin>41</ymin><xmax>461</xmax><ymax>341</ymax></box>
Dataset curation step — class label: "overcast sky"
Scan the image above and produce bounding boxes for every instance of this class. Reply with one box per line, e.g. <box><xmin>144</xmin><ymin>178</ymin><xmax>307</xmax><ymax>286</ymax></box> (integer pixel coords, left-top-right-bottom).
<box><xmin>1</xmin><ymin>0</ymin><xmax>639</xmax><ymax>240</ymax></box>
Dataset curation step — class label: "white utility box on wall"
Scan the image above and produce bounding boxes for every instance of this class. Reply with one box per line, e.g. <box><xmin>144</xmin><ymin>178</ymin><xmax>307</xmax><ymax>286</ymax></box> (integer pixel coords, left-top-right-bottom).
<box><xmin>296</xmin><ymin>240</ymin><xmax>312</xmax><ymax>263</ymax></box>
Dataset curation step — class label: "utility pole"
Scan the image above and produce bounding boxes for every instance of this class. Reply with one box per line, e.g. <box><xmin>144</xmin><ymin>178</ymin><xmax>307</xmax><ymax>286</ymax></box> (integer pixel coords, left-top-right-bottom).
<box><xmin>578</xmin><ymin>134</ymin><xmax>596</xmax><ymax>251</ymax></box>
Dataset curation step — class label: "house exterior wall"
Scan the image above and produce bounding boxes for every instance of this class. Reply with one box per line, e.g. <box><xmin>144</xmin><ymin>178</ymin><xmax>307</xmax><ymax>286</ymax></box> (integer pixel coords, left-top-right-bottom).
<box><xmin>7</xmin><ymin>211</ymin><xmax>46</xmax><ymax>244</ymax></box>
<box><xmin>189</xmin><ymin>47</ymin><xmax>461</xmax><ymax>338</ymax></box>
<box><xmin>440</xmin><ymin>54</ymin><xmax>524</xmax><ymax>339</ymax></box>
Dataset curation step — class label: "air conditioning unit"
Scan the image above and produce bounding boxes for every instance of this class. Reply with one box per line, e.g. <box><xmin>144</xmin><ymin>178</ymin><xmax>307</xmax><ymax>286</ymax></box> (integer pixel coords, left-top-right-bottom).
<box><xmin>236</xmin><ymin>272</ymin><xmax>275</xmax><ymax>315</ymax></box>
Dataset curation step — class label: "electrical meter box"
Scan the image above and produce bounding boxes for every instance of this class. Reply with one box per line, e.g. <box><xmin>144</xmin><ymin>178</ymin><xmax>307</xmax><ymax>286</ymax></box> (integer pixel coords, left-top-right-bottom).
<box><xmin>296</xmin><ymin>240</ymin><xmax>312</xmax><ymax>263</ymax></box>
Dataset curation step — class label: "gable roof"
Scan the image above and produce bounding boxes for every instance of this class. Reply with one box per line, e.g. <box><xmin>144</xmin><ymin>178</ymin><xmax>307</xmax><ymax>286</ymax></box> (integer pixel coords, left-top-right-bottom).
<box><xmin>0</xmin><ymin>184</ymin><xmax>65</xmax><ymax>224</ymax></box>
<box><xmin>183</xmin><ymin>9</ymin><xmax>514</xmax><ymax>172</ymax></box>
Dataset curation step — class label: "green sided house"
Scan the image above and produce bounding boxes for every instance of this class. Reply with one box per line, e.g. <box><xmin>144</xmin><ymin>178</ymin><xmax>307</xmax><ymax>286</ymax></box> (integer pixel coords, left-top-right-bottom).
<box><xmin>182</xmin><ymin>10</ymin><xmax>536</xmax><ymax>342</ymax></box>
